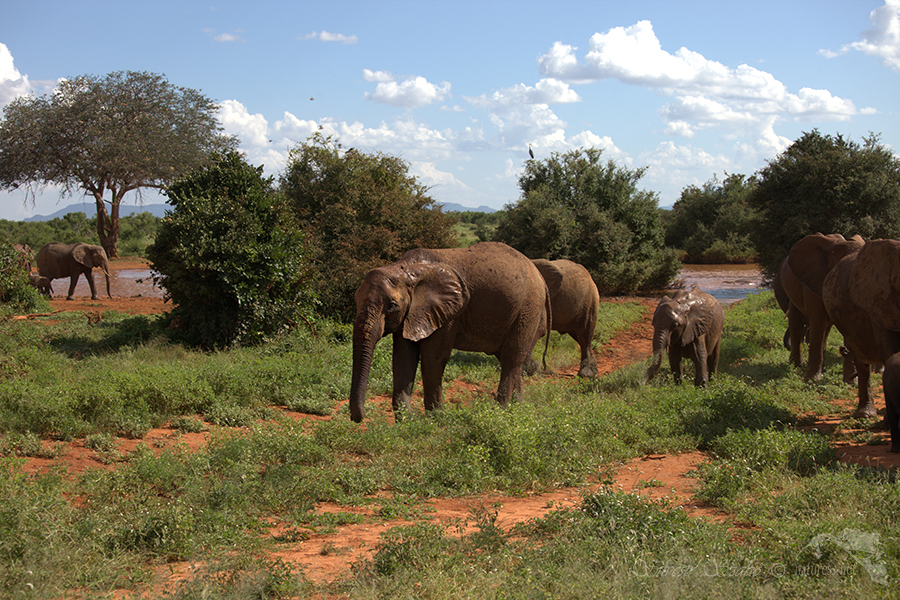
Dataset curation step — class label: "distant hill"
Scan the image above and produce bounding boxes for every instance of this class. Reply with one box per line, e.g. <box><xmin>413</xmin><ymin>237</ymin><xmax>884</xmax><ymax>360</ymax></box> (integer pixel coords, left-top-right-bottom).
<box><xmin>23</xmin><ymin>203</ymin><xmax>169</xmax><ymax>222</ymax></box>
<box><xmin>439</xmin><ymin>203</ymin><xmax>498</xmax><ymax>213</ymax></box>
<box><xmin>20</xmin><ymin>201</ymin><xmax>494</xmax><ymax>222</ymax></box>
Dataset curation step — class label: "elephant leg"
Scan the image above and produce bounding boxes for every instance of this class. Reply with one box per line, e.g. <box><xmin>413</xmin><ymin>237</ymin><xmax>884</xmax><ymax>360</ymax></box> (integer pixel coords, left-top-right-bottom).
<box><xmin>391</xmin><ymin>335</ymin><xmax>420</xmax><ymax>418</ymax></box>
<box><xmin>881</xmin><ymin>354</ymin><xmax>900</xmax><ymax>453</ymax></box>
<box><xmin>707</xmin><ymin>340</ymin><xmax>721</xmax><ymax>381</ymax></box>
<box><xmin>851</xmin><ymin>357</ymin><xmax>877</xmax><ymax>419</ymax></box>
<box><xmin>66</xmin><ymin>273</ymin><xmax>81</xmax><ymax>300</ymax></box>
<box><xmin>575</xmin><ymin>333</ymin><xmax>597</xmax><ymax>378</ymax></box>
<box><xmin>668</xmin><ymin>345</ymin><xmax>683</xmax><ymax>384</ymax></box>
<box><xmin>495</xmin><ymin>350</ymin><xmax>526</xmax><ymax>407</ymax></box>
<box><xmin>419</xmin><ymin>341</ymin><xmax>452</xmax><ymax>413</ymax></box>
<box><xmin>84</xmin><ymin>272</ymin><xmax>99</xmax><ymax>300</ymax></box>
<box><xmin>786</xmin><ymin>305</ymin><xmax>805</xmax><ymax>368</ymax></box>
<box><xmin>803</xmin><ymin>321</ymin><xmax>831</xmax><ymax>382</ymax></box>
<box><xmin>693</xmin><ymin>340</ymin><xmax>709</xmax><ymax>388</ymax></box>
<box><xmin>840</xmin><ymin>346</ymin><xmax>858</xmax><ymax>384</ymax></box>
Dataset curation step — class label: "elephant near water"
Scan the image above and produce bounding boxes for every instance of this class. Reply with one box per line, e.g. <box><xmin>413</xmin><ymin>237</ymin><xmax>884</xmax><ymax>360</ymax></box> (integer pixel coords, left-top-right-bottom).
<box><xmin>349</xmin><ymin>241</ymin><xmax>551</xmax><ymax>423</ymax></box>
<box><xmin>822</xmin><ymin>239</ymin><xmax>900</xmax><ymax>450</ymax></box>
<box><xmin>646</xmin><ymin>289</ymin><xmax>724</xmax><ymax>387</ymax></box>
<box><xmin>774</xmin><ymin>233</ymin><xmax>864</xmax><ymax>382</ymax></box>
<box><xmin>28</xmin><ymin>274</ymin><xmax>53</xmax><ymax>296</ymax></box>
<box><xmin>36</xmin><ymin>242</ymin><xmax>111</xmax><ymax>300</ymax></box>
<box><xmin>528</xmin><ymin>258</ymin><xmax>599</xmax><ymax>378</ymax></box>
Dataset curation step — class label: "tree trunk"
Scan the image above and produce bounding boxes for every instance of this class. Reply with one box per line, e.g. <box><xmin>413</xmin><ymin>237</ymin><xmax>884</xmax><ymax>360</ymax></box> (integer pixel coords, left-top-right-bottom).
<box><xmin>94</xmin><ymin>195</ymin><xmax>120</xmax><ymax>259</ymax></box>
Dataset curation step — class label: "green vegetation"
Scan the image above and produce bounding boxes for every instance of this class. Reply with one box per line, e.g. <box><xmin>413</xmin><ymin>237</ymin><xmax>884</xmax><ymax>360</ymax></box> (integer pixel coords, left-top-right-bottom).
<box><xmin>280</xmin><ymin>134</ymin><xmax>458</xmax><ymax>321</ymax></box>
<box><xmin>748</xmin><ymin>130</ymin><xmax>900</xmax><ymax>280</ymax></box>
<box><xmin>0</xmin><ymin>70</ymin><xmax>237</xmax><ymax>257</ymax></box>
<box><xmin>451</xmin><ymin>210</ymin><xmax>500</xmax><ymax>247</ymax></box>
<box><xmin>495</xmin><ymin>147</ymin><xmax>681</xmax><ymax>294</ymax></box>
<box><xmin>147</xmin><ymin>151</ymin><xmax>316</xmax><ymax>349</ymax></box>
<box><xmin>664</xmin><ymin>173</ymin><xmax>759</xmax><ymax>263</ymax></box>
<box><xmin>0</xmin><ymin>291</ymin><xmax>897</xmax><ymax>598</ymax></box>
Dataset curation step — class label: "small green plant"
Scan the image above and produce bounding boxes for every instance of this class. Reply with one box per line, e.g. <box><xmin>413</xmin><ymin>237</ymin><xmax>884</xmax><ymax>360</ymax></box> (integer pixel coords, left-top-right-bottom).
<box><xmin>171</xmin><ymin>415</ymin><xmax>207</xmax><ymax>433</ymax></box>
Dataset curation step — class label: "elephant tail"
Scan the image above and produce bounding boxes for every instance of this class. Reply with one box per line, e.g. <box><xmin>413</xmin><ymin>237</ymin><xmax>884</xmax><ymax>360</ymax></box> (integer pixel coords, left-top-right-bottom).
<box><xmin>542</xmin><ymin>285</ymin><xmax>552</xmax><ymax>371</ymax></box>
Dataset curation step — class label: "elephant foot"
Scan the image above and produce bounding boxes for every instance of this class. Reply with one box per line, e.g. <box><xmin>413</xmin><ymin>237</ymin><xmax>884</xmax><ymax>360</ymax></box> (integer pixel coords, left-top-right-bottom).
<box><xmin>852</xmin><ymin>405</ymin><xmax>878</xmax><ymax>419</ymax></box>
<box><xmin>66</xmin><ymin>296</ymin><xmax>75</xmax><ymax>301</ymax></box>
<box><xmin>577</xmin><ymin>362</ymin><xmax>598</xmax><ymax>378</ymax></box>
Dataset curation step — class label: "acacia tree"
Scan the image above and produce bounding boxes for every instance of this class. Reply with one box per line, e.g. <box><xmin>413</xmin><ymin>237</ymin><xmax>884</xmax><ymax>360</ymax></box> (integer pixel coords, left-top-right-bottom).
<box><xmin>494</xmin><ymin>147</ymin><xmax>680</xmax><ymax>295</ymax></box>
<box><xmin>0</xmin><ymin>71</ymin><xmax>237</xmax><ymax>257</ymax></box>
<box><xmin>748</xmin><ymin>130</ymin><xmax>900</xmax><ymax>280</ymax></box>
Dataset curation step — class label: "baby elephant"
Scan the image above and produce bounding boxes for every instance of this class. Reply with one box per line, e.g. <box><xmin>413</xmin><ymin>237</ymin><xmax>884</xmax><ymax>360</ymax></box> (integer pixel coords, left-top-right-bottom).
<box><xmin>28</xmin><ymin>274</ymin><xmax>53</xmax><ymax>296</ymax></box>
<box><xmin>529</xmin><ymin>259</ymin><xmax>600</xmax><ymax>377</ymax></box>
<box><xmin>646</xmin><ymin>289</ymin><xmax>725</xmax><ymax>387</ymax></box>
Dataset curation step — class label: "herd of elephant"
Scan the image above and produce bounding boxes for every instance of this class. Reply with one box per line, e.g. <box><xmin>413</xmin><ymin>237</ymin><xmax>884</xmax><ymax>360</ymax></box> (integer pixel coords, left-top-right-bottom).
<box><xmin>349</xmin><ymin>238</ymin><xmax>898</xmax><ymax>456</ymax></box>
<box><xmin>12</xmin><ymin>237</ymin><xmax>896</xmax><ymax>454</ymax></box>
<box><xmin>14</xmin><ymin>241</ymin><xmax>112</xmax><ymax>300</ymax></box>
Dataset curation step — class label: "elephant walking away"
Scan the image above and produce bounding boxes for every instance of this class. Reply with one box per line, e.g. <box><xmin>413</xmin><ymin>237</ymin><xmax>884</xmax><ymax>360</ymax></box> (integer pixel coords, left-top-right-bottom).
<box><xmin>349</xmin><ymin>242</ymin><xmax>551</xmax><ymax>423</ymax></box>
<box><xmin>529</xmin><ymin>258</ymin><xmax>599</xmax><ymax>377</ymax></box>
<box><xmin>775</xmin><ymin>233</ymin><xmax>864</xmax><ymax>382</ymax></box>
<box><xmin>646</xmin><ymin>289</ymin><xmax>724</xmax><ymax>387</ymax></box>
<box><xmin>822</xmin><ymin>239</ymin><xmax>900</xmax><ymax>449</ymax></box>
<box><xmin>36</xmin><ymin>242</ymin><xmax>111</xmax><ymax>300</ymax></box>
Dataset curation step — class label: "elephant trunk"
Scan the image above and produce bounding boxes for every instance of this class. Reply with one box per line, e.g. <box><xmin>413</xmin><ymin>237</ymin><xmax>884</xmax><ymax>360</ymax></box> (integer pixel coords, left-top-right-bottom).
<box><xmin>646</xmin><ymin>329</ymin><xmax>670</xmax><ymax>381</ymax></box>
<box><xmin>349</xmin><ymin>308</ymin><xmax>385</xmax><ymax>423</ymax></box>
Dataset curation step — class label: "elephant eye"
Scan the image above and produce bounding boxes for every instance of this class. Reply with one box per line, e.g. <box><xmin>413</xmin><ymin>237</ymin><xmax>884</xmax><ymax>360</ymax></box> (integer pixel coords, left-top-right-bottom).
<box><xmin>387</xmin><ymin>300</ymin><xmax>400</xmax><ymax>313</ymax></box>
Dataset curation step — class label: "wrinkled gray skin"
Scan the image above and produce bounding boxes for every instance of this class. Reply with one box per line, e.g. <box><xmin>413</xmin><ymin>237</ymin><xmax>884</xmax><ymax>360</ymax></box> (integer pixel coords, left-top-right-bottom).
<box><xmin>822</xmin><ymin>239</ymin><xmax>900</xmax><ymax>450</ymax></box>
<box><xmin>36</xmin><ymin>242</ymin><xmax>111</xmax><ymax>300</ymax></box>
<box><xmin>527</xmin><ymin>259</ymin><xmax>599</xmax><ymax>378</ymax></box>
<box><xmin>349</xmin><ymin>242</ymin><xmax>551</xmax><ymax>423</ymax></box>
<box><xmin>776</xmin><ymin>233</ymin><xmax>865</xmax><ymax>382</ymax></box>
<box><xmin>28</xmin><ymin>274</ymin><xmax>53</xmax><ymax>296</ymax></box>
<box><xmin>646</xmin><ymin>289</ymin><xmax>725</xmax><ymax>387</ymax></box>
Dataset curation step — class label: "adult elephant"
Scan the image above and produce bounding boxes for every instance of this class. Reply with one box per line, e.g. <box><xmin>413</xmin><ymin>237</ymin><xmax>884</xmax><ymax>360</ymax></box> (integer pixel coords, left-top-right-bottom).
<box><xmin>349</xmin><ymin>242</ymin><xmax>551</xmax><ymax>423</ymax></box>
<box><xmin>777</xmin><ymin>233</ymin><xmax>864</xmax><ymax>381</ymax></box>
<box><xmin>646</xmin><ymin>289</ymin><xmax>724</xmax><ymax>387</ymax></box>
<box><xmin>36</xmin><ymin>242</ymin><xmax>111</xmax><ymax>300</ymax></box>
<box><xmin>528</xmin><ymin>258</ymin><xmax>599</xmax><ymax>378</ymax></box>
<box><xmin>822</xmin><ymin>239</ymin><xmax>899</xmax><ymax>448</ymax></box>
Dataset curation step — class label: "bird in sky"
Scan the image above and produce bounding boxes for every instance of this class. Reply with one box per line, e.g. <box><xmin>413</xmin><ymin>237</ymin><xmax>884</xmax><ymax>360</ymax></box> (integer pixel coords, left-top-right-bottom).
<box><xmin>528</xmin><ymin>144</ymin><xmax>534</xmax><ymax>159</ymax></box>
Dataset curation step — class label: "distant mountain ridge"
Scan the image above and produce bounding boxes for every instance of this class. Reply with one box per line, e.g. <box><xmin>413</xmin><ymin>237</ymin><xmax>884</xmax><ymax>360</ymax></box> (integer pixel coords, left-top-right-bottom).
<box><xmin>20</xmin><ymin>201</ymin><xmax>496</xmax><ymax>222</ymax></box>
<box><xmin>23</xmin><ymin>203</ymin><xmax>169</xmax><ymax>222</ymax></box>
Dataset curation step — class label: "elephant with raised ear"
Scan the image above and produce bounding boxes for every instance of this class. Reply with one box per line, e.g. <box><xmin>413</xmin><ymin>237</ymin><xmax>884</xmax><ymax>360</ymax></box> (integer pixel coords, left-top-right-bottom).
<box><xmin>646</xmin><ymin>289</ymin><xmax>724</xmax><ymax>387</ymax></box>
<box><xmin>36</xmin><ymin>242</ymin><xmax>111</xmax><ymax>300</ymax></box>
<box><xmin>777</xmin><ymin>233</ymin><xmax>865</xmax><ymax>382</ymax></box>
<box><xmin>528</xmin><ymin>259</ymin><xmax>599</xmax><ymax>378</ymax></box>
<box><xmin>349</xmin><ymin>242</ymin><xmax>551</xmax><ymax>423</ymax></box>
<box><xmin>822</xmin><ymin>238</ymin><xmax>900</xmax><ymax>450</ymax></box>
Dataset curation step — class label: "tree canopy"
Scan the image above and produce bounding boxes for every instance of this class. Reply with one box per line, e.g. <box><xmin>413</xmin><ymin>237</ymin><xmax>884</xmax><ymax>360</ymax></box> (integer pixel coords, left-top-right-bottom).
<box><xmin>664</xmin><ymin>173</ymin><xmax>759</xmax><ymax>263</ymax></box>
<box><xmin>0</xmin><ymin>71</ymin><xmax>237</xmax><ymax>257</ymax></box>
<box><xmin>748</xmin><ymin>130</ymin><xmax>900</xmax><ymax>280</ymax></box>
<box><xmin>493</xmin><ymin>147</ymin><xmax>680</xmax><ymax>295</ymax></box>
<box><xmin>280</xmin><ymin>134</ymin><xmax>457</xmax><ymax>320</ymax></box>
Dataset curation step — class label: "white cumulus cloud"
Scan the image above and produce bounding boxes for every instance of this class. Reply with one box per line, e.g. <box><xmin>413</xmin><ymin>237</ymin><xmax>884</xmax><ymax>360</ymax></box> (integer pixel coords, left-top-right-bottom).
<box><xmin>304</xmin><ymin>30</ymin><xmax>358</xmax><ymax>44</ymax></box>
<box><xmin>364</xmin><ymin>72</ymin><xmax>451</xmax><ymax>109</ymax></box>
<box><xmin>820</xmin><ymin>0</ymin><xmax>900</xmax><ymax>71</ymax></box>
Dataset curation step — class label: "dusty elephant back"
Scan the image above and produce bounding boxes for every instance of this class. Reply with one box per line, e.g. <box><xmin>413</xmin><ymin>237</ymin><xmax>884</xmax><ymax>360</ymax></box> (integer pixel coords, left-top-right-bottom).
<box><xmin>36</xmin><ymin>242</ymin><xmax>70</xmax><ymax>279</ymax></box>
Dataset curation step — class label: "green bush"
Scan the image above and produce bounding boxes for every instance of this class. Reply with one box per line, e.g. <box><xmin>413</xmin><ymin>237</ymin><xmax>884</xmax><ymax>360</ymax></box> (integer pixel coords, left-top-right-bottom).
<box><xmin>494</xmin><ymin>147</ymin><xmax>680</xmax><ymax>294</ymax></box>
<box><xmin>147</xmin><ymin>151</ymin><xmax>317</xmax><ymax>348</ymax></box>
<box><xmin>280</xmin><ymin>134</ymin><xmax>458</xmax><ymax>321</ymax></box>
<box><xmin>0</xmin><ymin>240</ymin><xmax>48</xmax><ymax>315</ymax></box>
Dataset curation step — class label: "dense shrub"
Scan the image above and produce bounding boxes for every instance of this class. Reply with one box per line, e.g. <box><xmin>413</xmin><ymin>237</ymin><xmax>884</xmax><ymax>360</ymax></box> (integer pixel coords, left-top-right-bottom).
<box><xmin>748</xmin><ymin>130</ymin><xmax>900</xmax><ymax>280</ymax></box>
<box><xmin>493</xmin><ymin>147</ymin><xmax>681</xmax><ymax>294</ymax></box>
<box><xmin>147</xmin><ymin>151</ymin><xmax>316</xmax><ymax>349</ymax></box>
<box><xmin>280</xmin><ymin>134</ymin><xmax>458</xmax><ymax>321</ymax></box>
<box><xmin>0</xmin><ymin>240</ymin><xmax>47</xmax><ymax>314</ymax></box>
<box><xmin>664</xmin><ymin>173</ymin><xmax>759</xmax><ymax>263</ymax></box>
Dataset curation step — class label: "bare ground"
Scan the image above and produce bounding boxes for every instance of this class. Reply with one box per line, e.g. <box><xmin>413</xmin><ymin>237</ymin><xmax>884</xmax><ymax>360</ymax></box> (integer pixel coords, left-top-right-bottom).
<box><xmin>13</xmin><ymin>259</ymin><xmax>900</xmax><ymax>592</ymax></box>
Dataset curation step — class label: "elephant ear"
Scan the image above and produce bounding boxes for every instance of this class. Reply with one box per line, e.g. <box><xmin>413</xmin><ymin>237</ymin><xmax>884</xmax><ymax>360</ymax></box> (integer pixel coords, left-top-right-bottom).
<box><xmin>402</xmin><ymin>262</ymin><xmax>468</xmax><ymax>342</ymax></box>
<box><xmin>531</xmin><ymin>259</ymin><xmax>564</xmax><ymax>299</ymax></box>
<box><xmin>850</xmin><ymin>239</ymin><xmax>900</xmax><ymax>332</ymax></box>
<box><xmin>72</xmin><ymin>244</ymin><xmax>98</xmax><ymax>269</ymax></box>
<box><xmin>788</xmin><ymin>233</ymin><xmax>846</xmax><ymax>294</ymax></box>
<box><xmin>680</xmin><ymin>292</ymin><xmax>715</xmax><ymax>346</ymax></box>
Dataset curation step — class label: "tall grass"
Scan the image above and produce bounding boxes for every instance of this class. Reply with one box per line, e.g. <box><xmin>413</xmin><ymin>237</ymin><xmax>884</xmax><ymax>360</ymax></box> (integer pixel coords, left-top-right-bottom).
<box><xmin>0</xmin><ymin>292</ymin><xmax>897</xmax><ymax>598</ymax></box>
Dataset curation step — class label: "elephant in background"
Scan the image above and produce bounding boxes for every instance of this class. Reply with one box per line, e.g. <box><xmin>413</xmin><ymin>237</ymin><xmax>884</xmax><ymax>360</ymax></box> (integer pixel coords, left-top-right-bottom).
<box><xmin>646</xmin><ymin>289</ymin><xmax>725</xmax><ymax>387</ymax></box>
<box><xmin>36</xmin><ymin>242</ymin><xmax>111</xmax><ymax>300</ymax></box>
<box><xmin>776</xmin><ymin>233</ymin><xmax>864</xmax><ymax>381</ymax></box>
<box><xmin>822</xmin><ymin>238</ymin><xmax>900</xmax><ymax>449</ymax></box>
<box><xmin>28</xmin><ymin>274</ymin><xmax>53</xmax><ymax>296</ymax></box>
<box><xmin>349</xmin><ymin>242</ymin><xmax>551</xmax><ymax>423</ymax></box>
<box><xmin>528</xmin><ymin>258</ymin><xmax>599</xmax><ymax>378</ymax></box>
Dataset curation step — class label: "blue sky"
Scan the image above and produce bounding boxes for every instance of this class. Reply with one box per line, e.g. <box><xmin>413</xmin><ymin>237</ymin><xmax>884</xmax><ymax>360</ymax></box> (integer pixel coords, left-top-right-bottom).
<box><xmin>1</xmin><ymin>0</ymin><xmax>898</xmax><ymax>220</ymax></box>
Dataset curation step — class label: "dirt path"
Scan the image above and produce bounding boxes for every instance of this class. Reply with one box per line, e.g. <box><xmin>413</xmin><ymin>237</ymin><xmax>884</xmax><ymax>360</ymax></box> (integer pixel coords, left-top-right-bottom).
<box><xmin>14</xmin><ymin>269</ymin><xmax>900</xmax><ymax>589</ymax></box>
